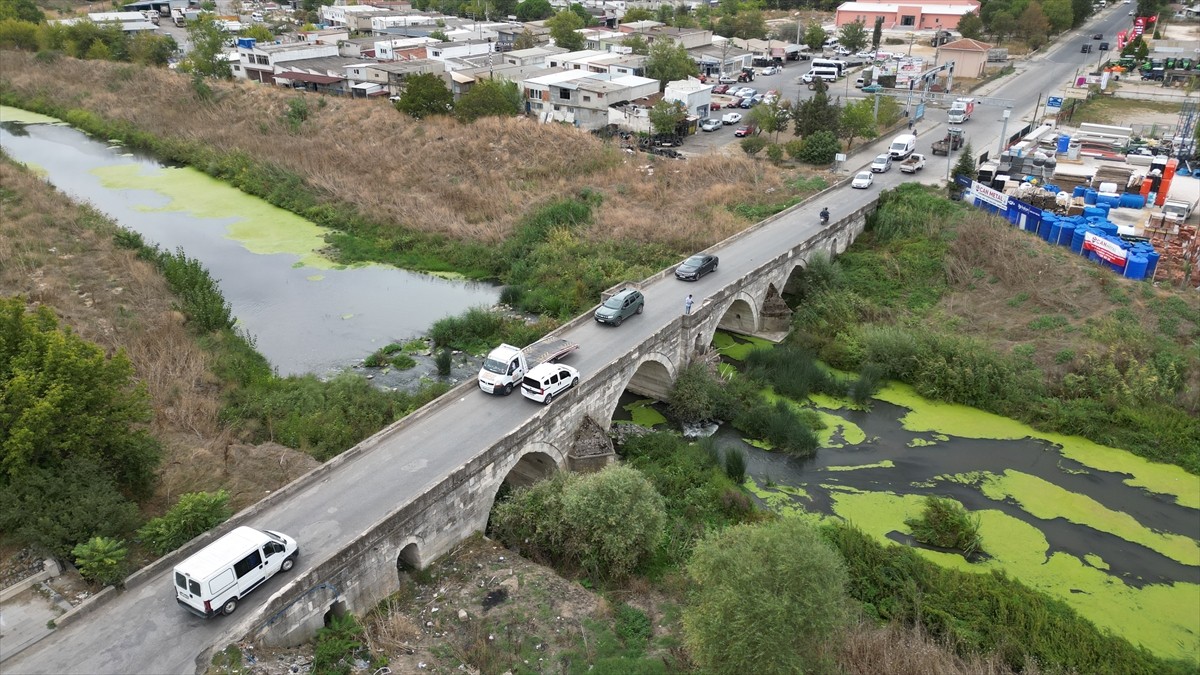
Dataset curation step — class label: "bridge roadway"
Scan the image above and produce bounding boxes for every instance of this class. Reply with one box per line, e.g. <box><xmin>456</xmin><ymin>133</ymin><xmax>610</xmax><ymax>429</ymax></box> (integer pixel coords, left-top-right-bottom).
<box><xmin>6</xmin><ymin>9</ymin><xmax>1132</xmax><ymax>674</ymax></box>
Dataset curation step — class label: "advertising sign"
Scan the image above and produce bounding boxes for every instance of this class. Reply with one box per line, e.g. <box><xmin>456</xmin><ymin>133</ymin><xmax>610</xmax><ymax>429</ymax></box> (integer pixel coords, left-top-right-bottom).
<box><xmin>971</xmin><ymin>180</ymin><xmax>1008</xmax><ymax>209</ymax></box>
<box><xmin>1083</xmin><ymin>232</ymin><xmax>1128</xmax><ymax>268</ymax></box>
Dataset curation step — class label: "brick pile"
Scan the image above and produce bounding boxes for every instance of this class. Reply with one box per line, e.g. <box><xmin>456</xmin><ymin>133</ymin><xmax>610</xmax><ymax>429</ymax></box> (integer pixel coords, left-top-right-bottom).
<box><xmin>1145</xmin><ymin>213</ymin><xmax>1200</xmax><ymax>286</ymax></box>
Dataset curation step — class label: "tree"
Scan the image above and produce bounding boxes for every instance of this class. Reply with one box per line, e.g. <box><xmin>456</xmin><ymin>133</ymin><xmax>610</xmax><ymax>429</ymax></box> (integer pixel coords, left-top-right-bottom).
<box><xmin>1041</xmin><ymin>0</ymin><xmax>1074</xmax><ymax>33</ymax></box>
<box><xmin>682</xmin><ymin>519</ymin><xmax>851</xmax><ymax>674</ymax></box>
<box><xmin>872</xmin><ymin>16</ymin><xmax>883</xmax><ymax>49</ymax></box>
<box><xmin>793</xmin><ymin>78</ymin><xmax>840</xmax><ymax>138</ymax></box>
<box><xmin>568</xmin><ymin>2</ymin><xmax>593</xmax><ymax>26</ymax></box>
<box><xmin>127</xmin><ymin>32</ymin><xmax>177</xmax><ymax>66</ymax></box>
<box><xmin>1018</xmin><ymin>2</ymin><xmax>1051</xmax><ymax>49</ymax></box>
<box><xmin>179</xmin><ymin>15</ymin><xmax>233</xmax><ymax>78</ymax></box>
<box><xmin>72</xmin><ymin>536</ymin><xmax>128</xmax><ymax>587</ymax></box>
<box><xmin>0</xmin><ymin>18</ymin><xmax>39</xmax><ymax>50</ymax></box>
<box><xmin>620</xmin><ymin>34</ymin><xmax>649</xmax><ymax>55</ymax></box>
<box><xmin>514</xmin><ymin>0</ymin><xmax>552</xmax><ymax>21</ymax></box>
<box><xmin>645</xmin><ymin>37</ymin><xmax>698</xmax><ymax>87</ymax></box>
<box><xmin>429</xmin><ymin>29</ymin><xmax>449</xmax><ymax>41</ymax></box>
<box><xmin>491</xmin><ymin>465</ymin><xmax>665</xmax><ymax>580</ymax></box>
<box><xmin>749</xmin><ymin>98</ymin><xmax>791</xmax><ymax>142</ymax></box>
<box><xmin>840</xmin><ymin>98</ymin><xmax>878</xmax><ymax>150</ymax></box>
<box><xmin>957</xmin><ymin>12</ymin><xmax>984</xmax><ymax>40</ymax></box>
<box><xmin>239</xmin><ymin>24</ymin><xmax>273</xmax><ymax>42</ymax></box>
<box><xmin>137</xmin><ymin>490</ymin><xmax>233</xmax><ymax>555</ymax></box>
<box><xmin>546</xmin><ymin>9</ymin><xmax>584</xmax><ymax>50</ymax></box>
<box><xmin>622</xmin><ymin>7</ymin><xmax>655</xmax><ymax>22</ymax></box>
<box><xmin>802</xmin><ymin>21</ymin><xmax>826</xmax><ymax>51</ymax></box>
<box><xmin>395</xmin><ymin>72</ymin><xmax>453</xmax><ymax>119</ymax></box>
<box><xmin>990</xmin><ymin>11</ymin><xmax>1018</xmax><ymax>43</ymax></box>
<box><xmin>455</xmin><ymin>78</ymin><xmax>522</xmax><ymax>122</ymax></box>
<box><xmin>838</xmin><ymin>20</ymin><xmax>867</xmax><ymax>54</ymax></box>
<box><xmin>512</xmin><ymin>27</ymin><xmax>539</xmax><ymax>50</ymax></box>
<box><xmin>1070</xmin><ymin>0</ymin><xmax>1093</xmax><ymax>27</ymax></box>
<box><xmin>648</xmin><ymin>99</ymin><xmax>687</xmax><ymax>137</ymax></box>
<box><xmin>715</xmin><ymin>9</ymin><xmax>766</xmax><ymax>40</ymax></box>
<box><xmin>953</xmin><ymin>141</ymin><xmax>977</xmax><ymax>185</ymax></box>
<box><xmin>0</xmin><ymin>0</ymin><xmax>43</xmax><ymax>23</ymax></box>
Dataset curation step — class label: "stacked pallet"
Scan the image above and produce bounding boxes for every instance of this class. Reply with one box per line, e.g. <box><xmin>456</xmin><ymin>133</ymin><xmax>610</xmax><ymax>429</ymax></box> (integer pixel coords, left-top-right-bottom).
<box><xmin>1094</xmin><ymin>164</ymin><xmax>1138</xmax><ymax>191</ymax></box>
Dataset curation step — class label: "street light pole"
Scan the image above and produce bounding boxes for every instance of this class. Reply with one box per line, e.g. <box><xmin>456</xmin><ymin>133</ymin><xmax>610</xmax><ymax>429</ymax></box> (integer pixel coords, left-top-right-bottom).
<box><xmin>997</xmin><ymin>107</ymin><xmax>1011</xmax><ymax>157</ymax></box>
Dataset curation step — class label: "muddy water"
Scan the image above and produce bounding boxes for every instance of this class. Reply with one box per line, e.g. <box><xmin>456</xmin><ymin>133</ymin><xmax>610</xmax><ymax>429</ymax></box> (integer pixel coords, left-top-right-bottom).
<box><xmin>0</xmin><ymin>107</ymin><xmax>498</xmax><ymax>377</ymax></box>
<box><xmin>616</xmin><ymin>334</ymin><xmax>1200</xmax><ymax>661</ymax></box>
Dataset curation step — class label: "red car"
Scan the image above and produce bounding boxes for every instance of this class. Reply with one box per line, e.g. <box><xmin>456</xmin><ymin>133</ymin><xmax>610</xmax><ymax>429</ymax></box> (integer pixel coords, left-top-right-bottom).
<box><xmin>727</xmin><ymin>96</ymin><xmax>742</xmax><ymax>108</ymax></box>
<box><xmin>710</xmin><ymin>101</ymin><xmax>721</xmax><ymax>110</ymax></box>
<box><xmin>734</xmin><ymin>124</ymin><xmax>757</xmax><ymax>137</ymax></box>
<box><xmin>712</xmin><ymin>84</ymin><xmax>730</xmax><ymax>94</ymax></box>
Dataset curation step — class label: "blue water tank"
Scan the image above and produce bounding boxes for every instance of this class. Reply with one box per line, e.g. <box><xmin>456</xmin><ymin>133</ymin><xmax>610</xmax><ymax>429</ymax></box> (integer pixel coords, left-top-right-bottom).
<box><xmin>1119</xmin><ymin>193</ymin><xmax>1146</xmax><ymax>209</ymax></box>
<box><xmin>1043</xmin><ymin>184</ymin><xmax>1061</xmax><ymax>194</ymax></box>
<box><xmin>1124</xmin><ymin>255</ymin><xmax>1147</xmax><ymax>280</ymax></box>
<box><xmin>1047</xmin><ymin>220</ymin><xmax>1062</xmax><ymax>243</ymax></box>
<box><xmin>1082</xmin><ymin>206</ymin><xmax>1105</xmax><ymax>218</ymax></box>
<box><xmin>1038</xmin><ymin>218</ymin><xmax>1055</xmax><ymax>241</ymax></box>
<box><xmin>1071</xmin><ymin>226</ymin><xmax>1088</xmax><ymax>254</ymax></box>
<box><xmin>1145</xmin><ymin>251</ymin><xmax>1160</xmax><ymax>278</ymax></box>
<box><xmin>1098</xmin><ymin>223</ymin><xmax>1118</xmax><ymax>236</ymax></box>
<box><xmin>1084</xmin><ymin>189</ymin><xmax>1098</xmax><ymax>205</ymax></box>
<box><xmin>1056</xmin><ymin>222</ymin><xmax>1075</xmax><ymax>246</ymax></box>
<box><xmin>1057</xmin><ymin>135</ymin><xmax>1071</xmax><ymax>153</ymax></box>
<box><xmin>1096</xmin><ymin>193</ymin><xmax>1121</xmax><ymax>208</ymax></box>
<box><xmin>236</xmin><ymin>37</ymin><xmax>256</xmax><ymax>49</ymax></box>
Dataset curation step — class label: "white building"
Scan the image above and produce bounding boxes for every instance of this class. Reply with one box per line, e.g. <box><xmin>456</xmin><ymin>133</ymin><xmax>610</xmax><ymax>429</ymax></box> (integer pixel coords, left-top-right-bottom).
<box><xmin>523</xmin><ymin>70</ymin><xmax>658</xmax><ymax>130</ymax></box>
<box><xmin>664</xmin><ymin>78</ymin><xmax>714</xmax><ymax>119</ymax></box>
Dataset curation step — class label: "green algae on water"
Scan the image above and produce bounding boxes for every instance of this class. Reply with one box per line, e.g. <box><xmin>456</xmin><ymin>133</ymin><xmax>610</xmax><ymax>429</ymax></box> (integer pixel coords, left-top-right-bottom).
<box><xmin>0</xmin><ymin>106</ymin><xmax>64</xmax><ymax>125</ymax></box>
<box><xmin>824</xmin><ymin>460</ymin><xmax>895</xmax><ymax>472</ymax></box>
<box><xmin>623</xmin><ymin>399</ymin><xmax>667</xmax><ymax>428</ymax></box>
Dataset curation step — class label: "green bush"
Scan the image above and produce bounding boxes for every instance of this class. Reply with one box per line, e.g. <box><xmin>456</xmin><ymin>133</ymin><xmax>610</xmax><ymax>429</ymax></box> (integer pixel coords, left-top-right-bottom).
<box><xmin>904</xmin><ymin>495</ymin><xmax>983</xmax><ymax>557</ymax></box>
<box><xmin>667</xmin><ymin>362</ymin><xmax>736</xmax><ymax>423</ymax></box>
<box><xmin>743</xmin><ymin>344</ymin><xmax>842</xmax><ymax>400</ymax></box>
<box><xmin>824</xmin><ymin>523</ymin><xmax>1186</xmax><ymax>674</ymax></box>
<box><xmin>312</xmin><ymin>614</ymin><xmax>367</xmax><ymax>675</ymax></box>
<box><xmin>723</xmin><ymin>448</ymin><xmax>746</xmax><ymax>483</ymax></box>
<box><xmin>151</xmin><ymin>247</ymin><xmax>235</xmax><ymax>332</ymax></box>
<box><xmin>72</xmin><ymin>536</ymin><xmax>128</xmax><ymax>587</ymax></box>
<box><xmin>683</xmin><ymin>519</ymin><xmax>851</xmax><ymax>674</ymax></box>
<box><xmin>765</xmin><ymin>143</ymin><xmax>784</xmax><ymax>162</ymax></box>
<box><xmin>434</xmin><ymin>348</ymin><xmax>452</xmax><ymax>376</ymax></box>
<box><xmin>137</xmin><ymin>490</ymin><xmax>232</xmax><ymax>556</ymax></box>
<box><xmin>733</xmin><ymin>399</ymin><xmax>819</xmax><ymax>458</ymax></box>
<box><xmin>490</xmin><ymin>464</ymin><xmax>666</xmax><ymax>580</ymax></box>
<box><xmin>614</xmin><ymin>604</ymin><xmax>652</xmax><ymax>652</ymax></box>
<box><xmin>797</xmin><ymin>130</ymin><xmax>840</xmax><ymax>164</ymax></box>
<box><xmin>783</xmin><ymin>138</ymin><xmax>805</xmax><ymax>159</ymax></box>
<box><xmin>739</xmin><ymin>136</ymin><xmax>767</xmax><ymax>155</ymax></box>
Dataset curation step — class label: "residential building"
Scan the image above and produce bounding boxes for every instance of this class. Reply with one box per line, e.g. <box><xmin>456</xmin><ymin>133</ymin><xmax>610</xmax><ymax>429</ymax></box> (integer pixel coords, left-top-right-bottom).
<box><xmin>375</xmin><ymin>36</ymin><xmax>439</xmax><ymax>61</ymax></box>
<box><xmin>427</xmin><ymin>39</ymin><xmax>497</xmax><ymax>71</ymax></box>
<box><xmin>686</xmin><ymin>42</ymin><xmax>753</xmax><ymax>78</ymax></box>
<box><xmin>235</xmin><ymin>40</ymin><xmax>340</xmax><ymax>84</ymax></box>
<box><xmin>523</xmin><ymin>70</ymin><xmax>659</xmax><ymax>130</ymax></box>
<box><xmin>363</xmin><ymin>59</ymin><xmax>446</xmax><ymax>97</ymax></box>
<box><xmin>494</xmin><ymin>24</ymin><xmax>551</xmax><ymax>51</ymax></box>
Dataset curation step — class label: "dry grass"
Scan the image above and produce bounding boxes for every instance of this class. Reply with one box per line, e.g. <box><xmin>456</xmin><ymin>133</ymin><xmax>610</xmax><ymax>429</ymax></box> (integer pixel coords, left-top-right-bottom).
<box><xmin>0</xmin><ymin>159</ymin><xmax>319</xmax><ymax>512</ymax></box>
<box><xmin>1</xmin><ymin>51</ymin><xmax>799</xmax><ymax>250</ymax></box>
<box><xmin>838</xmin><ymin>621</ymin><xmax>1046</xmax><ymax>675</ymax></box>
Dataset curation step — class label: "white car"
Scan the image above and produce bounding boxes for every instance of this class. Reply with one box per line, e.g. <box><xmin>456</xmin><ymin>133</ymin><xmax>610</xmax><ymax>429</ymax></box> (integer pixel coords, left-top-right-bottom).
<box><xmin>760</xmin><ymin>66</ymin><xmax>781</xmax><ymax>76</ymax></box>
<box><xmin>722</xmin><ymin>111</ymin><xmax>743</xmax><ymax>125</ymax></box>
<box><xmin>870</xmin><ymin>153</ymin><xmax>892</xmax><ymax>173</ymax></box>
<box><xmin>521</xmin><ymin>363</ymin><xmax>580</xmax><ymax>404</ymax></box>
<box><xmin>734</xmin><ymin>87</ymin><xmax>756</xmax><ymax>98</ymax></box>
<box><xmin>700</xmin><ymin>118</ymin><xmax>722</xmax><ymax>132</ymax></box>
<box><xmin>852</xmin><ymin>171</ymin><xmax>874</xmax><ymax>189</ymax></box>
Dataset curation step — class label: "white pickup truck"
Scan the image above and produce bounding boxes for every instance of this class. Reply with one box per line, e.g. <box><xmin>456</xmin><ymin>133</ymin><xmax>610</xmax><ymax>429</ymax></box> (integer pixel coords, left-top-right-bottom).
<box><xmin>478</xmin><ymin>337</ymin><xmax>578</xmax><ymax>396</ymax></box>
<box><xmin>899</xmin><ymin>153</ymin><xmax>926</xmax><ymax>173</ymax></box>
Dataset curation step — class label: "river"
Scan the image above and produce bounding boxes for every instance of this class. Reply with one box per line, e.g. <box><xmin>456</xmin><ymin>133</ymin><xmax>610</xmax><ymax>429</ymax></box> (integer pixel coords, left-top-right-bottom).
<box><xmin>0</xmin><ymin>106</ymin><xmax>499</xmax><ymax>377</ymax></box>
<box><xmin>614</xmin><ymin>332</ymin><xmax>1200</xmax><ymax>662</ymax></box>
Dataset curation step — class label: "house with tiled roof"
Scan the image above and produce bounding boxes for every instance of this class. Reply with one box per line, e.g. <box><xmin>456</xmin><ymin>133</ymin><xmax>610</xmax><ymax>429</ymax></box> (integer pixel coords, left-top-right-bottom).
<box><xmin>936</xmin><ymin>37</ymin><xmax>993</xmax><ymax>77</ymax></box>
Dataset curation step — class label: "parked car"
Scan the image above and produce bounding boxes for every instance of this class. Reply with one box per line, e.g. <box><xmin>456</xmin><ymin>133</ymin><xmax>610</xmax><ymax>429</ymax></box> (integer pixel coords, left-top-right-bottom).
<box><xmin>735</xmin><ymin>87</ymin><xmax>757</xmax><ymax>98</ymax></box>
<box><xmin>870</xmin><ymin>153</ymin><xmax>892</xmax><ymax>173</ymax></box>
<box><xmin>675</xmin><ymin>254</ymin><xmax>719</xmax><ymax>281</ymax></box>
<box><xmin>521</xmin><ymin>363</ymin><xmax>580</xmax><ymax>404</ymax></box>
<box><xmin>701</xmin><ymin>117</ymin><xmax>722</xmax><ymax>131</ymax></box>
<box><xmin>726</xmin><ymin>96</ymin><xmax>743</xmax><ymax>108</ymax></box>
<box><xmin>719</xmin><ymin>74</ymin><xmax>738</xmax><ymax>84</ymax></box>
<box><xmin>862</xmin><ymin>83</ymin><xmax>883</xmax><ymax>93</ymax></box>
<box><xmin>594</xmin><ymin>288</ymin><xmax>644</xmax><ymax>326</ymax></box>
<box><xmin>734</xmin><ymin>124</ymin><xmax>757</xmax><ymax>137</ymax></box>
<box><xmin>851</xmin><ymin>171</ymin><xmax>874</xmax><ymax>189</ymax></box>
<box><xmin>712</xmin><ymin>84</ymin><xmax>730</xmax><ymax>94</ymax></box>
<box><xmin>722</xmin><ymin>111</ymin><xmax>743</xmax><ymax>125</ymax></box>
<box><xmin>760</xmin><ymin>65</ymin><xmax>781</xmax><ymax>75</ymax></box>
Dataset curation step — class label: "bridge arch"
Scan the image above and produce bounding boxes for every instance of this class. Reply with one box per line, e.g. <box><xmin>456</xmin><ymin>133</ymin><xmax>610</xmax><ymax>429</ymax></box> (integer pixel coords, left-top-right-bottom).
<box><xmin>499</xmin><ymin>441</ymin><xmax>567</xmax><ymax>490</ymax></box>
<box><xmin>715</xmin><ymin>291</ymin><xmax>759</xmax><ymax>335</ymax></box>
<box><xmin>621</xmin><ymin>352</ymin><xmax>677</xmax><ymax>404</ymax></box>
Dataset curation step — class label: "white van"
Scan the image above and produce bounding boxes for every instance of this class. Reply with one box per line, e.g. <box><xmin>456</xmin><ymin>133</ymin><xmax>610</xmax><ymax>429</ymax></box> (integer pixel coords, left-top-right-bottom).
<box><xmin>802</xmin><ymin>67</ymin><xmax>839</xmax><ymax>84</ymax></box>
<box><xmin>888</xmin><ymin>133</ymin><xmax>917</xmax><ymax>159</ymax></box>
<box><xmin>174</xmin><ymin>526</ymin><xmax>298</xmax><ymax>617</ymax></box>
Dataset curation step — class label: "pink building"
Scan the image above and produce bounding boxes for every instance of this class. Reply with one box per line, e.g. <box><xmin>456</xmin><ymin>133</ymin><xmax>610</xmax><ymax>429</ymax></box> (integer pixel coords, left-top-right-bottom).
<box><xmin>835</xmin><ymin>0</ymin><xmax>980</xmax><ymax>31</ymax></box>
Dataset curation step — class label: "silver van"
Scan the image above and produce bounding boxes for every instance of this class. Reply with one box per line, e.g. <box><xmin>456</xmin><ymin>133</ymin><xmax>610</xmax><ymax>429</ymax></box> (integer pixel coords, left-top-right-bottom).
<box><xmin>174</xmin><ymin>526</ymin><xmax>298</xmax><ymax>617</ymax></box>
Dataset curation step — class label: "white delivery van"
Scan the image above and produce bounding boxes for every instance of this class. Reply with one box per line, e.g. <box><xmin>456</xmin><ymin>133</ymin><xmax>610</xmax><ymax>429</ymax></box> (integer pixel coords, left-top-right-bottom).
<box><xmin>888</xmin><ymin>133</ymin><xmax>917</xmax><ymax>159</ymax></box>
<box><xmin>174</xmin><ymin>526</ymin><xmax>298</xmax><ymax>617</ymax></box>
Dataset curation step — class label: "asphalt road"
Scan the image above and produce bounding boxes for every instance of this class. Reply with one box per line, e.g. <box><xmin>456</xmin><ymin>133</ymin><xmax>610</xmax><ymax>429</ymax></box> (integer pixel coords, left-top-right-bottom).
<box><xmin>4</xmin><ymin>7</ymin><xmax>1136</xmax><ymax>674</ymax></box>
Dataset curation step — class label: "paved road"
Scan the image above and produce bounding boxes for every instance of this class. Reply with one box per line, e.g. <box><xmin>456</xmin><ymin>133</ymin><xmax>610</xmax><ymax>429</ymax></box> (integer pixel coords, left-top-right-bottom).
<box><xmin>4</xmin><ymin>8</ymin><xmax>1134</xmax><ymax>675</ymax></box>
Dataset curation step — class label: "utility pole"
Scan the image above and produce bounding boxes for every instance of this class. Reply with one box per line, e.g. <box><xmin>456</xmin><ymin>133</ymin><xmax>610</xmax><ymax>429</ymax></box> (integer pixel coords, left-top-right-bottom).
<box><xmin>997</xmin><ymin>107</ymin><xmax>1011</xmax><ymax>157</ymax></box>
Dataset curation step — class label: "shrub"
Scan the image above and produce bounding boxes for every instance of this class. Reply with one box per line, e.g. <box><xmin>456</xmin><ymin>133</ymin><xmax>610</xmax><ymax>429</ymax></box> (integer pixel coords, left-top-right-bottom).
<box><xmin>667</xmin><ymin>362</ymin><xmax>736</xmax><ymax>423</ymax></box>
<box><xmin>848</xmin><ymin>362</ymin><xmax>885</xmax><ymax>406</ymax></box>
<box><xmin>615</xmin><ymin>604</ymin><xmax>653</xmax><ymax>651</ymax></box>
<box><xmin>733</xmin><ymin>399</ymin><xmax>819</xmax><ymax>458</ymax></box>
<box><xmin>740</xmin><ymin>136</ymin><xmax>767</xmax><ymax>155</ymax></box>
<box><xmin>765</xmin><ymin>143</ymin><xmax>784</xmax><ymax>162</ymax></box>
<box><xmin>743</xmin><ymin>344</ymin><xmax>841</xmax><ymax>400</ymax></box>
<box><xmin>784</xmin><ymin>138</ymin><xmax>805</xmax><ymax>159</ymax></box>
<box><xmin>434</xmin><ymin>348</ymin><xmax>452</xmax><ymax>375</ymax></box>
<box><xmin>723</xmin><ymin>449</ymin><xmax>746</xmax><ymax>483</ymax></box>
<box><xmin>798</xmin><ymin>130</ymin><xmax>840</xmax><ymax>164</ymax></box>
<box><xmin>491</xmin><ymin>465</ymin><xmax>666</xmax><ymax>580</ymax></box>
<box><xmin>683</xmin><ymin>519</ymin><xmax>851</xmax><ymax>674</ymax></box>
<box><xmin>904</xmin><ymin>496</ymin><xmax>983</xmax><ymax>557</ymax></box>
<box><xmin>138</xmin><ymin>490</ymin><xmax>232</xmax><ymax>556</ymax></box>
<box><xmin>72</xmin><ymin>536</ymin><xmax>128</xmax><ymax>587</ymax></box>
<box><xmin>312</xmin><ymin>614</ymin><xmax>367</xmax><ymax>675</ymax></box>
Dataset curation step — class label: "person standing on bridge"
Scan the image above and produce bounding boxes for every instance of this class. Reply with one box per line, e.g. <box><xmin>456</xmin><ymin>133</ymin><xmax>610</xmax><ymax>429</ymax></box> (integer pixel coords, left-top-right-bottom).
<box><xmin>684</xmin><ymin>294</ymin><xmax>693</xmax><ymax>315</ymax></box>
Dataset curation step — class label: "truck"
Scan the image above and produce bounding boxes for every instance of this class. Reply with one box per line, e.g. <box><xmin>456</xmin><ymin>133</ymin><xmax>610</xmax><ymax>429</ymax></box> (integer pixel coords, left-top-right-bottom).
<box><xmin>932</xmin><ymin>127</ymin><xmax>965</xmax><ymax>156</ymax></box>
<box><xmin>171</xmin><ymin>7</ymin><xmax>186</xmax><ymax>26</ymax></box>
<box><xmin>478</xmin><ymin>337</ymin><xmax>578</xmax><ymax>396</ymax></box>
<box><xmin>899</xmin><ymin>153</ymin><xmax>926</xmax><ymax>173</ymax></box>
<box><xmin>948</xmin><ymin>97</ymin><xmax>975</xmax><ymax>124</ymax></box>
<box><xmin>1162</xmin><ymin>197</ymin><xmax>1197</xmax><ymax>222</ymax></box>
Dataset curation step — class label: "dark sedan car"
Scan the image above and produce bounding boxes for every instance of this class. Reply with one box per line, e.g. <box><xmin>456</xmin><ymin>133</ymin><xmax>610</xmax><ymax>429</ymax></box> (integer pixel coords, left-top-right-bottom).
<box><xmin>594</xmin><ymin>288</ymin><xmax>644</xmax><ymax>326</ymax></box>
<box><xmin>675</xmin><ymin>254</ymin><xmax>719</xmax><ymax>281</ymax></box>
